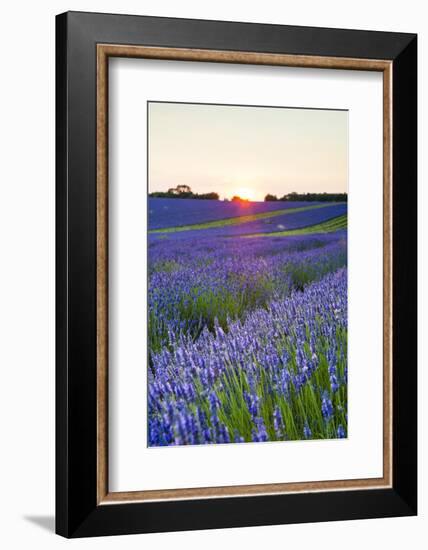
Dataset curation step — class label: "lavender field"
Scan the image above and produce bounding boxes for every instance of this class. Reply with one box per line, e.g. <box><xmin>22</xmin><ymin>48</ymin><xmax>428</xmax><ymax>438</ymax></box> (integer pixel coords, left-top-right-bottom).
<box><xmin>148</xmin><ymin>197</ymin><xmax>318</xmax><ymax>230</ymax></box>
<box><xmin>148</xmin><ymin>199</ymin><xmax>348</xmax><ymax>446</ymax></box>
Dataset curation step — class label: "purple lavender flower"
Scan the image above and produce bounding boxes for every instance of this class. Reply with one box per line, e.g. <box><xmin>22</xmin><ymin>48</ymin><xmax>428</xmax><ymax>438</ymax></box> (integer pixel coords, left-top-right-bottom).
<box><xmin>234</xmin><ymin>430</ymin><xmax>245</xmax><ymax>443</ymax></box>
<box><xmin>147</xmin><ymin>222</ymin><xmax>348</xmax><ymax>447</ymax></box>
<box><xmin>337</xmin><ymin>425</ymin><xmax>346</xmax><ymax>438</ymax></box>
<box><xmin>252</xmin><ymin>417</ymin><xmax>268</xmax><ymax>442</ymax></box>
<box><xmin>303</xmin><ymin>423</ymin><xmax>312</xmax><ymax>439</ymax></box>
<box><xmin>244</xmin><ymin>391</ymin><xmax>260</xmax><ymax>418</ymax></box>
<box><xmin>273</xmin><ymin>407</ymin><xmax>284</xmax><ymax>439</ymax></box>
<box><xmin>321</xmin><ymin>392</ymin><xmax>334</xmax><ymax>422</ymax></box>
<box><xmin>330</xmin><ymin>373</ymin><xmax>340</xmax><ymax>393</ymax></box>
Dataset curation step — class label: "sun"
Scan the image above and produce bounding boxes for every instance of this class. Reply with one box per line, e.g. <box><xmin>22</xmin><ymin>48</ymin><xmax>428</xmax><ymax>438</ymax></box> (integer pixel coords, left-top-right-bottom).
<box><xmin>232</xmin><ymin>187</ymin><xmax>258</xmax><ymax>202</ymax></box>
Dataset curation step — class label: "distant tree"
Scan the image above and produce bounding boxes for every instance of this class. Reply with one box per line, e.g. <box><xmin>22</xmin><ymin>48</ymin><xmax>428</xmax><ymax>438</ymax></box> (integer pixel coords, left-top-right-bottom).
<box><xmin>264</xmin><ymin>194</ymin><xmax>278</xmax><ymax>201</ymax></box>
<box><xmin>285</xmin><ymin>192</ymin><xmax>299</xmax><ymax>200</ymax></box>
<box><xmin>176</xmin><ymin>184</ymin><xmax>192</xmax><ymax>194</ymax></box>
<box><xmin>231</xmin><ymin>195</ymin><xmax>249</xmax><ymax>203</ymax></box>
<box><xmin>166</xmin><ymin>184</ymin><xmax>193</xmax><ymax>197</ymax></box>
<box><xmin>198</xmin><ymin>192</ymin><xmax>220</xmax><ymax>200</ymax></box>
<box><xmin>279</xmin><ymin>192</ymin><xmax>347</xmax><ymax>202</ymax></box>
<box><xmin>149</xmin><ymin>185</ymin><xmax>220</xmax><ymax>200</ymax></box>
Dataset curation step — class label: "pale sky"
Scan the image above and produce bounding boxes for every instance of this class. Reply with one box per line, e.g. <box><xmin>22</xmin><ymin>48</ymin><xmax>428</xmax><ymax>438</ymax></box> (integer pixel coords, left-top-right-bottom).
<box><xmin>148</xmin><ymin>102</ymin><xmax>348</xmax><ymax>202</ymax></box>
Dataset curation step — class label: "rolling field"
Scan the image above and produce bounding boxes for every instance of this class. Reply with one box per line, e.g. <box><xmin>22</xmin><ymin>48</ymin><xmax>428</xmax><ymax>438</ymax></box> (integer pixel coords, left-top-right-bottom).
<box><xmin>148</xmin><ymin>198</ymin><xmax>322</xmax><ymax>230</ymax></box>
<box><xmin>149</xmin><ymin>202</ymin><xmax>347</xmax><ymax>238</ymax></box>
<box><xmin>148</xmin><ymin>199</ymin><xmax>348</xmax><ymax>446</ymax></box>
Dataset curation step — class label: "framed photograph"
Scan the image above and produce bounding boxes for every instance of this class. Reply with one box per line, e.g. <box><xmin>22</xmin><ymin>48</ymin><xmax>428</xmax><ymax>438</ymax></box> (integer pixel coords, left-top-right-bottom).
<box><xmin>56</xmin><ymin>11</ymin><xmax>417</xmax><ymax>538</ymax></box>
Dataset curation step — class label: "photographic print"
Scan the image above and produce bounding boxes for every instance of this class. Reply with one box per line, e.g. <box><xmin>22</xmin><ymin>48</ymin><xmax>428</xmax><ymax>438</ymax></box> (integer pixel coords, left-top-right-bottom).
<box><xmin>57</xmin><ymin>14</ymin><xmax>417</xmax><ymax>536</ymax></box>
<box><xmin>148</xmin><ymin>101</ymin><xmax>348</xmax><ymax>447</ymax></box>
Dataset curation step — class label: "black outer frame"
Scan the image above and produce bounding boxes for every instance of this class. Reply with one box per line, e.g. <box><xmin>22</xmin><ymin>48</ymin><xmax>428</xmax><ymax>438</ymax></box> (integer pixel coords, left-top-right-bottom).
<box><xmin>56</xmin><ymin>11</ymin><xmax>417</xmax><ymax>538</ymax></box>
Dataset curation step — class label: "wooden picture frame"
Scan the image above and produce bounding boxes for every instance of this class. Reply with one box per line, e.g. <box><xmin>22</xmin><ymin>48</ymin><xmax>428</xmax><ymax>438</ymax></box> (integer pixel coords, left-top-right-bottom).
<box><xmin>56</xmin><ymin>11</ymin><xmax>417</xmax><ymax>538</ymax></box>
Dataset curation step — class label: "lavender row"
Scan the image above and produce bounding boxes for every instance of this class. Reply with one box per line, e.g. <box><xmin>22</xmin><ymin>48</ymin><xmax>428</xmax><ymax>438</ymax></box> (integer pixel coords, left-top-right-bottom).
<box><xmin>148</xmin><ymin>268</ymin><xmax>348</xmax><ymax>446</ymax></box>
<box><xmin>148</xmin><ymin>233</ymin><xmax>347</xmax><ymax>352</ymax></box>
<box><xmin>151</xmin><ymin>203</ymin><xmax>347</xmax><ymax>238</ymax></box>
<box><xmin>148</xmin><ymin>198</ymin><xmax>322</xmax><ymax>230</ymax></box>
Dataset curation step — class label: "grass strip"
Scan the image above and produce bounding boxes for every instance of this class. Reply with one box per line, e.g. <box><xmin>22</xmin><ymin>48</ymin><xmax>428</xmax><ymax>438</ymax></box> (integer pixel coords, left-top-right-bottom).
<box><xmin>244</xmin><ymin>214</ymin><xmax>347</xmax><ymax>237</ymax></box>
<box><xmin>149</xmin><ymin>202</ymin><xmax>346</xmax><ymax>234</ymax></box>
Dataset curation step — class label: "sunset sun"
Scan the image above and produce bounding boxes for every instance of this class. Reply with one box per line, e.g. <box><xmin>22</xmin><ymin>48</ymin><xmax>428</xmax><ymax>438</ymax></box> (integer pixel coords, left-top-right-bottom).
<box><xmin>232</xmin><ymin>187</ymin><xmax>258</xmax><ymax>202</ymax></box>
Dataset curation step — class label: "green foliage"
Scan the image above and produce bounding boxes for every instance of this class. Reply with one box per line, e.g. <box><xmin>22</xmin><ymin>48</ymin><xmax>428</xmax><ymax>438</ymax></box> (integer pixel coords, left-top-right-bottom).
<box><xmin>148</xmin><ymin>242</ymin><xmax>347</xmax><ymax>355</ymax></box>
<box><xmin>150</xmin><ymin>259</ymin><xmax>181</xmax><ymax>273</ymax></box>
<box><xmin>149</xmin><ymin>185</ymin><xmax>219</xmax><ymax>200</ymax></box>
<box><xmin>278</xmin><ymin>192</ymin><xmax>348</xmax><ymax>202</ymax></box>
<box><xmin>201</xmin><ymin>329</ymin><xmax>348</xmax><ymax>441</ymax></box>
<box><xmin>282</xmin><ymin>247</ymin><xmax>347</xmax><ymax>290</ymax></box>
<box><xmin>250</xmin><ymin>214</ymin><xmax>347</xmax><ymax>237</ymax></box>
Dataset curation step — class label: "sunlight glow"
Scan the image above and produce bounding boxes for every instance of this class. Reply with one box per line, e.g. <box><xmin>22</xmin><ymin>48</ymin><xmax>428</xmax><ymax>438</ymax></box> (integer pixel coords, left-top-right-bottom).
<box><xmin>149</xmin><ymin>103</ymin><xmax>348</xmax><ymax>199</ymax></box>
<box><xmin>231</xmin><ymin>187</ymin><xmax>259</xmax><ymax>202</ymax></box>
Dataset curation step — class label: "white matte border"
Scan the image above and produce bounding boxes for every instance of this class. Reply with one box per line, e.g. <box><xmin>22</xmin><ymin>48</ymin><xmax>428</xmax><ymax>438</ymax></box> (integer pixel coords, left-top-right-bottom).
<box><xmin>108</xmin><ymin>58</ymin><xmax>383</xmax><ymax>492</ymax></box>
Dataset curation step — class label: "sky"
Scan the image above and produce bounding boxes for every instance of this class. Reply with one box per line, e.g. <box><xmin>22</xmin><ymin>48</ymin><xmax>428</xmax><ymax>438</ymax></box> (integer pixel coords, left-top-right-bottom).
<box><xmin>148</xmin><ymin>102</ymin><xmax>348</xmax><ymax>202</ymax></box>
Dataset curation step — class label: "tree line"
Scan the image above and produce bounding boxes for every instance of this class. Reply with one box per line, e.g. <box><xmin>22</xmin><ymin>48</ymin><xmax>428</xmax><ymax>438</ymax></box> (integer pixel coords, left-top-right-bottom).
<box><xmin>149</xmin><ymin>185</ymin><xmax>219</xmax><ymax>200</ymax></box>
<box><xmin>265</xmin><ymin>192</ymin><xmax>347</xmax><ymax>202</ymax></box>
<box><xmin>149</xmin><ymin>185</ymin><xmax>347</xmax><ymax>202</ymax></box>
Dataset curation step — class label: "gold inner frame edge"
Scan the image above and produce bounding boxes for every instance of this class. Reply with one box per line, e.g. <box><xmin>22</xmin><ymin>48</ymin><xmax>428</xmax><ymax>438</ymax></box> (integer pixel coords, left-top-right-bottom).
<box><xmin>96</xmin><ymin>44</ymin><xmax>393</xmax><ymax>505</ymax></box>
